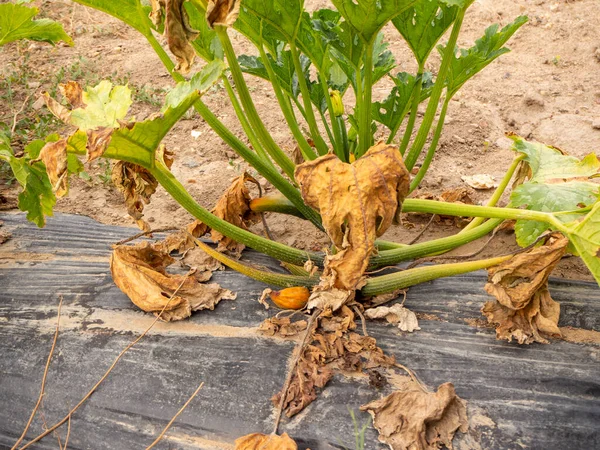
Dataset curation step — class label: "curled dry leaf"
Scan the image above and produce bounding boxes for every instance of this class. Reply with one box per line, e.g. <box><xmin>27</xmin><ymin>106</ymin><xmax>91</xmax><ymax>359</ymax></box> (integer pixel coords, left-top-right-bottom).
<box><xmin>295</xmin><ymin>143</ymin><xmax>410</xmax><ymax>293</ymax></box>
<box><xmin>234</xmin><ymin>432</ymin><xmax>297</xmax><ymax>450</ymax></box>
<box><xmin>482</xmin><ymin>232</ymin><xmax>568</xmax><ymax>344</ymax></box>
<box><xmin>31</xmin><ymin>139</ymin><xmax>69</xmax><ymax>197</ymax></box>
<box><xmin>258</xmin><ymin>316</ymin><xmax>308</xmax><ymax>338</ymax></box>
<box><xmin>110</xmin><ymin>241</ymin><xmax>235</xmax><ymax>322</ymax></box>
<box><xmin>189</xmin><ymin>172</ymin><xmax>260</xmax><ymax>257</ymax></box>
<box><xmin>112</xmin><ymin>161</ymin><xmax>158</xmax><ymax>231</ymax></box>
<box><xmin>151</xmin><ymin>0</ymin><xmax>199</xmax><ymax>74</ymax></box>
<box><xmin>361</xmin><ymin>382</ymin><xmax>468</xmax><ymax>450</ymax></box>
<box><xmin>365</xmin><ymin>304</ymin><xmax>420</xmax><ymax>333</ymax></box>
<box><xmin>206</xmin><ymin>0</ymin><xmax>241</xmax><ymax>28</ymax></box>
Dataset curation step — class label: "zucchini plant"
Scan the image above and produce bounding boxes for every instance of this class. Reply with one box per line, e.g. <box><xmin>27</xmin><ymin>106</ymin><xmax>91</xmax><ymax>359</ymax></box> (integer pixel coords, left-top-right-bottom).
<box><xmin>2</xmin><ymin>0</ymin><xmax>599</xmax><ymax>313</ymax></box>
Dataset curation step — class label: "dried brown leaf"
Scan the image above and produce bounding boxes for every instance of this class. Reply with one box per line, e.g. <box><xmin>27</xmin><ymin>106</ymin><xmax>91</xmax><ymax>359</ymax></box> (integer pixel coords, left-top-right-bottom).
<box><xmin>165</xmin><ymin>0</ymin><xmax>199</xmax><ymax>74</ymax></box>
<box><xmin>86</xmin><ymin>127</ymin><xmax>114</xmax><ymax>162</ymax></box>
<box><xmin>31</xmin><ymin>139</ymin><xmax>69</xmax><ymax>197</ymax></box>
<box><xmin>111</xmin><ymin>162</ymin><xmax>159</xmax><ymax>230</ymax></box>
<box><xmin>234</xmin><ymin>432</ymin><xmax>297</xmax><ymax>450</ymax></box>
<box><xmin>361</xmin><ymin>382</ymin><xmax>468</xmax><ymax>450</ymax></box>
<box><xmin>206</xmin><ymin>0</ymin><xmax>241</xmax><ymax>28</ymax></box>
<box><xmin>258</xmin><ymin>317</ymin><xmax>308</xmax><ymax>337</ymax></box>
<box><xmin>110</xmin><ymin>241</ymin><xmax>235</xmax><ymax>322</ymax></box>
<box><xmin>59</xmin><ymin>81</ymin><xmax>84</xmax><ymax>108</ymax></box>
<box><xmin>365</xmin><ymin>304</ymin><xmax>420</xmax><ymax>332</ymax></box>
<box><xmin>42</xmin><ymin>92</ymin><xmax>71</xmax><ymax>123</ymax></box>
<box><xmin>295</xmin><ymin>143</ymin><xmax>410</xmax><ymax>292</ymax></box>
<box><xmin>482</xmin><ymin>232</ymin><xmax>568</xmax><ymax>344</ymax></box>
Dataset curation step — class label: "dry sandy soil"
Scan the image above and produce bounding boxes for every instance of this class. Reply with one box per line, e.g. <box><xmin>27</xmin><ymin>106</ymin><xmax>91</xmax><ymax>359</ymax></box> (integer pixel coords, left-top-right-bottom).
<box><xmin>1</xmin><ymin>0</ymin><xmax>599</xmax><ymax>280</ymax></box>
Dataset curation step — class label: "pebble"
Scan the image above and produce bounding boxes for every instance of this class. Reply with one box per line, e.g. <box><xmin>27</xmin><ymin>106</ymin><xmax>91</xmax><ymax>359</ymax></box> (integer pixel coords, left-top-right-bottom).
<box><xmin>593</xmin><ymin>120</ymin><xmax>600</xmax><ymax>130</ymax></box>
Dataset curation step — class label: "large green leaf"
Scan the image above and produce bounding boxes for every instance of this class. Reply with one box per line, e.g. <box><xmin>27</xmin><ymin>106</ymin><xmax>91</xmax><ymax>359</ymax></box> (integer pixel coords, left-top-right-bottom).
<box><xmin>510</xmin><ymin>135</ymin><xmax>600</xmax><ymax>246</ymax></box>
<box><xmin>330</xmin><ymin>0</ymin><xmax>419</xmax><ymax>43</ymax></box>
<box><xmin>71</xmin><ymin>0</ymin><xmax>152</xmax><ymax>36</ymax></box>
<box><xmin>441</xmin><ymin>16</ymin><xmax>527</xmax><ymax>97</ymax></box>
<box><xmin>392</xmin><ymin>0</ymin><xmax>458</xmax><ymax>65</ymax></box>
<box><xmin>70</xmin><ymin>81</ymin><xmax>133</xmax><ymax>130</ymax></box>
<box><xmin>0</xmin><ymin>3</ymin><xmax>73</xmax><ymax>46</ymax></box>
<box><xmin>240</xmin><ymin>0</ymin><xmax>304</xmax><ymax>42</ymax></box>
<box><xmin>568</xmin><ymin>201</ymin><xmax>600</xmax><ymax>285</ymax></box>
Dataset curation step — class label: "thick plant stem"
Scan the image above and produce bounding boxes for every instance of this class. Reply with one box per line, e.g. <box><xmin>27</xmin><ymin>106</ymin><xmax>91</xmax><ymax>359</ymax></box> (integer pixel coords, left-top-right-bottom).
<box><xmin>150</xmin><ymin>160</ymin><xmax>323</xmax><ymax>266</ymax></box>
<box><xmin>289</xmin><ymin>42</ymin><xmax>329</xmax><ymax>155</ymax></box>
<box><xmin>193</xmin><ymin>100</ymin><xmax>323</xmax><ymax>229</ymax></box>
<box><xmin>399</xmin><ymin>64</ymin><xmax>424</xmax><ymax>155</ymax></box>
<box><xmin>362</xmin><ymin>255</ymin><xmax>510</xmax><ymax>296</ymax></box>
<box><xmin>358</xmin><ymin>44</ymin><xmax>374</xmax><ymax>157</ymax></box>
<box><xmin>222</xmin><ymin>76</ymin><xmax>267</xmax><ymax>159</ymax></box>
<box><xmin>403</xmin><ymin>9</ymin><xmax>465</xmax><ymax>171</ymax></box>
<box><xmin>462</xmin><ymin>154</ymin><xmax>525</xmax><ymax>232</ymax></box>
<box><xmin>259</xmin><ymin>44</ymin><xmax>316</xmax><ymax>161</ymax></box>
<box><xmin>217</xmin><ymin>27</ymin><xmax>295</xmax><ymax>178</ymax></box>
<box><xmin>409</xmin><ymin>98</ymin><xmax>449</xmax><ymax>192</ymax></box>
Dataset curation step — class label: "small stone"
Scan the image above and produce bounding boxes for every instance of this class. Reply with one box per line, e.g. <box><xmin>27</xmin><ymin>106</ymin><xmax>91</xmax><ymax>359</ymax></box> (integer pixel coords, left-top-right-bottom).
<box><xmin>592</xmin><ymin>120</ymin><xmax>600</xmax><ymax>130</ymax></box>
<box><xmin>453</xmin><ymin>135</ymin><xmax>466</xmax><ymax>144</ymax></box>
<box><xmin>182</xmin><ymin>160</ymin><xmax>199</xmax><ymax>169</ymax></box>
<box><xmin>524</xmin><ymin>93</ymin><xmax>545</xmax><ymax>108</ymax></box>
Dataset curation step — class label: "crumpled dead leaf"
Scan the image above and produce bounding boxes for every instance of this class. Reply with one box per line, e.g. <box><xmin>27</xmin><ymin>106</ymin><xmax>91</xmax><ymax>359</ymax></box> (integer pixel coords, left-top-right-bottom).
<box><xmin>234</xmin><ymin>432</ymin><xmax>297</xmax><ymax>450</ymax></box>
<box><xmin>295</xmin><ymin>143</ymin><xmax>410</xmax><ymax>294</ymax></box>
<box><xmin>31</xmin><ymin>139</ymin><xmax>69</xmax><ymax>197</ymax></box>
<box><xmin>87</xmin><ymin>126</ymin><xmax>115</xmax><ymax>162</ymax></box>
<box><xmin>258</xmin><ymin>316</ymin><xmax>308</xmax><ymax>337</ymax></box>
<box><xmin>59</xmin><ymin>81</ymin><xmax>84</xmax><ymax>108</ymax></box>
<box><xmin>206</xmin><ymin>0</ymin><xmax>241</xmax><ymax>28</ymax></box>
<box><xmin>461</xmin><ymin>174</ymin><xmax>498</xmax><ymax>190</ymax></box>
<box><xmin>150</xmin><ymin>0</ymin><xmax>199</xmax><ymax>74</ymax></box>
<box><xmin>188</xmin><ymin>172</ymin><xmax>260</xmax><ymax>257</ymax></box>
<box><xmin>482</xmin><ymin>232</ymin><xmax>568</xmax><ymax>344</ymax></box>
<box><xmin>361</xmin><ymin>382</ymin><xmax>468</xmax><ymax>450</ymax></box>
<box><xmin>365</xmin><ymin>304</ymin><xmax>420</xmax><ymax>332</ymax></box>
<box><xmin>110</xmin><ymin>241</ymin><xmax>235</xmax><ymax>321</ymax></box>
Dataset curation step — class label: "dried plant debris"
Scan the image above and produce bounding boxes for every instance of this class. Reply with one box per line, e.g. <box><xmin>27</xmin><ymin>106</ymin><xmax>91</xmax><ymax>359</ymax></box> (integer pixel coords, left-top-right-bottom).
<box><xmin>234</xmin><ymin>432</ymin><xmax>297</xmax><ymax>450</ymax></box>
<box><xmin>361</xmin><ymin>382</ymin><xmax>468</xmax><ymax>450</ymax></box>
<box><xmin>258</xmin><ymin>316</ymin><xmax>308</xmax><ymax>338</ymax></box>
<box><xmin>150</xmin><ymin>0</ymin><xmax>199</xmax><ymax>74</ymax></box>
<box><xmin>482</xmin><ymin>232</ymin><xmax>568</xmax><ymax>344</ymax></box>
<box><xmin>110</xmin><ymin>241</ymin><xmax>235</xmax><ymax>321</ymax></box>
<box><xmin>31</xmin><ymin>139</ymin><xmax>69</xmax><ymax>197</ymax></box>
<box><xmin>206</xmin><ymin>0</ymin><xmax>241</xmax><ymax>28</ymax></box>
<box><xmin>272</xmin><ymin>306</ymin><xmax>395</xmax><ymax>417</ymax></box>
<box><xmin>365</xmin><ymin>304</ymin><xmax>420</xmax><ymax>332</ymax></box>
<box><xmin>295</xmin><ymin>142</ymin><xmax>410</xmax><ymax>298</ymax></box>
<box><xmin>188</xmin><ymin>172</ymin><xmax>260</xmax><ymax>257</ymax></box>
<box><xmin>461</xmin><ymin>174</ymin><xmax>498</xmax><ymax>190</ymax></box>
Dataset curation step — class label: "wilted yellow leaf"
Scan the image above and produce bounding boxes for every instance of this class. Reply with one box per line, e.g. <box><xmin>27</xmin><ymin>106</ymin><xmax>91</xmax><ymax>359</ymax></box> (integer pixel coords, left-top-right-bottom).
<box><xmin>31</xmin><ymin>139</ymin><xmax>69</xmax><ymax>197</ymax></box>
<box><xmin>206</xmin><ymin>0</ymin><xmax>241</xmax><ymax>28</ymax></box>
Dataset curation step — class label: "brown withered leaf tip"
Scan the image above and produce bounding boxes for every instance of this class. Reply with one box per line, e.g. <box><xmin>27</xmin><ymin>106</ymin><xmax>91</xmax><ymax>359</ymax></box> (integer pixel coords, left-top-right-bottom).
<box><xmin>188</xmin><ymin>172</ymin><xmax>260</xmax><ymax>257</ymax></box>
<box><xmin>111</xmin><ymin>161</ymin><xmax>159</xmax><ymax>232</ymax></box>
<box><xmin>110</xmin><ymin>241</ymin><xmax>235</xmax><ymax>322</ymax></box>
<box><xmin>59</xmin><ymin>81</ymin><xmax>84</xmax><ymax>108</ymax></box>
<box><xmin>150</xmin><ymin>0</ymin><xmax>199</xmax><ymax>75</ymax></box>
<box><xmin>86</xmin><ymin>126</ymin><xmax>115</xmax><ymax>162</ymax></box>
<box><xmin>234</xmin><ymin>432</ymin><xmax>297</xmax><ymax>450</ymax></box>
<box><xmin>42</xmin><ymin>92</ymin><xmax>71</xmax><ymax>124</ymax></box>
<box><xmin>295</xmin><ymin>143</ymin><xmax>410</xmax><ymax>293</ymax></box>
<box><xmin>31</xmin><ymin>139</ymin><xmax>69</xmax><ymax>197</ymax></box>
<box><xmin>206</xmin><ymin>0</ymin><xmax>241</xmax><ymax>28</ymax></box>
<box><xmin>272</xmin><ymin>306</ymin><xmax>395</xmax><ymax>417</ymax></box>
<box><xmin>482</xmin><ymin>232</ymin><xmax>568</xmax><ymax>344</ymax></box>
<box><xmin>361</xmin><ymin>382</ymin><xmax>468</xmax><ymax>450</ymax></box>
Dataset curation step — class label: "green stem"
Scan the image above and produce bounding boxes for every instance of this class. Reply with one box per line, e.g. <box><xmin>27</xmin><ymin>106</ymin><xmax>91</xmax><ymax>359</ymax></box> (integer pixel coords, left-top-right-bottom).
<box><xmin>362</xmin><ymin>255</ymin><xmax>510</xmax><ymax>296</ymax></box>
<box><xmin>259</xmin><ymin>44</ymin><xmax>316</xmax><ymax>161</ymax></box>
<box><xmin>194</xmin><ymin>99</ymin><xmax>323</xmax><ymax>228</ymax></box>
<box><xmin>318</xmin><ymin>107</ymin><xmax>336</xmax><ymax>146</ymax></box>
<box><xmin>398</xmin><ymin>64</ymin><xmax>424</xmax><ymax>155</ymax></box>
<box><xmin>289</xmin><ymin>43</ymin><xmax>329</xmax><ymax>155</ymax></box>
<box><xmin>217</xmin><ymin>27</ymin><xmax>295</xmax><ymax>178</ymax></box>
<box><xmin>358</xmin><ymin>44</ymin><xmax>374</xmax><ymax>157</ymax></box>
<box><xmin>318</xmin><ymin>70</ymin><xmax>344</xmax><ymax>159</ymax></box>
<box><xmin>145</xmin><ymin>32</ymin><xmax>179</xmax><ymax>76</ymax></box>
<box><xmin>222</xmin><ymin>76</ymin><xmax>266</xmax><ymax>158</ymax></box>
<box><xmin>409</xmin><ymin>98</ymin><xmax>449</xmax><ymax>192</ymax></box>
<box><xmin>462</xmin><ymin>154</ymin><xmax>525</xmax><ymax>232</ymax></box>
<box><xmin>403</xmin><ymin>9</ymin><xmax>465</xmax><ymax>171</ymax></box>
<box><xmin>151</xmin><ymin>159</ymin><xmax>323</xmax><ymax>266</ymax></box>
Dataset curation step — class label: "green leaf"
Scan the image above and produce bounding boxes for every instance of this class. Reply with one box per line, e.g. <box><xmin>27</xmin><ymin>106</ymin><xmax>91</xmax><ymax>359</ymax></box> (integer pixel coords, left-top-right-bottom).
<box><xmin>330</xmin><ymin>0</ymin><xmax>419</xmax><ymax>43</ymax></box>
<box><xmin>510</xmin><ymin>135</ymin><xmax>600</xmax><ymax>246</ymax></box>
<box><xmin>0</xmin><ymin>3</ymin><xmax>73</xmax><ymax>46</ymax></box>
<box><xmin>568</xmin><ymin>201</ymin><xmax>600</xmax><ymax>285</ymax></box>
<box><xmin>71</xmin><ymin>0</ymin><xmax>152</xmax><ymax>36</ymax></box>
<box><xmin>241</xmin><ymin>0</ymin><xmax>303</xmax><ymax>41</ymax></box>
<box><xmin>441</xmin><ymin>15</ymin><xmax>527</xmax><ymax>97</ymax></box>
<box><xmin>163</xmin><ymin>60</ymin><xmax>225</xmax><ymax>110</ymax></box>
<box><xmin>184</xmin><ymin>2</ymin><xmax>223</xmax><ymax>61</ymax></box>
<box><xmin>392</xmin><ymin>0</ymin><xmax>458</xmax><ymax>65</ymax></box>
<box><xmin>69</xmin><ymin>81</ymin><xmax>132</xmax><ymax>130</ymax></box>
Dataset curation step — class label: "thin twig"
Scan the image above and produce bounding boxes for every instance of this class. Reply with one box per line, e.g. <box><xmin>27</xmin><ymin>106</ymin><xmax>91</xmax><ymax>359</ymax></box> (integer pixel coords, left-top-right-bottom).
<box><xmin>272</xmin><ymin>308</ymin><xmax>321</xmax><ymax>435</ymax></box>
<box><xmin>62</xmin><ymin>415</ymin><xmax>71</xmax><ymax>450</ymax></box>
<box><xmin>408</xmin><ymin>214</ymin><xmax>436</xmax><ymax>245</ymax></box>
<box><xmin>11</xmin><ymin>94</ymin><xmax>31</xmax><ymax>134</ymax></box>
<box><xmin>18</xmin><ymin>273</ymin><xmax>192</xmax><ymax>450</ymax></box>
<box><xmin>145</xmin><ymin>381</ymin><xmax>204</xmax><ymax>450</ymax></box>
<box><xmin>12</xmin><ymin>296</ymin><xmax>63</xmax><ymax>450</ymax></box>
<box><xmin>352</xmin><ymin>305</ymin><xmax>369</xmax><ymax>337</ymax></box>
<box><xmin>114</xmin><ymin>227</ymin><xmax>178</xmax><ymax>246</ymax></box>
<box><xmin>394</xmin><ymin>363</ymin><xmax>429</xmax><ymax>393</ymax></box>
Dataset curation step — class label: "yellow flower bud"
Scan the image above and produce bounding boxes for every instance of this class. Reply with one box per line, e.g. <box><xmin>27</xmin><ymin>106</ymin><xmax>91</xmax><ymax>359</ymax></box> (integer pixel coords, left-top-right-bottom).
<box><xmin>329</xmin><ymin>90</ymin><xmax>344</xmax><ymax>117</ymax></box>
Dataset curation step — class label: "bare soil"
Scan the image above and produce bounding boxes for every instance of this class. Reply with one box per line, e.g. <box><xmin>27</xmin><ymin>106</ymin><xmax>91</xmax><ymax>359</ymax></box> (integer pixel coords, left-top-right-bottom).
<box><xmin>1</xmin><ymin>0</ymin><xmax>599</xmax><ymax>281</ymax></box>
